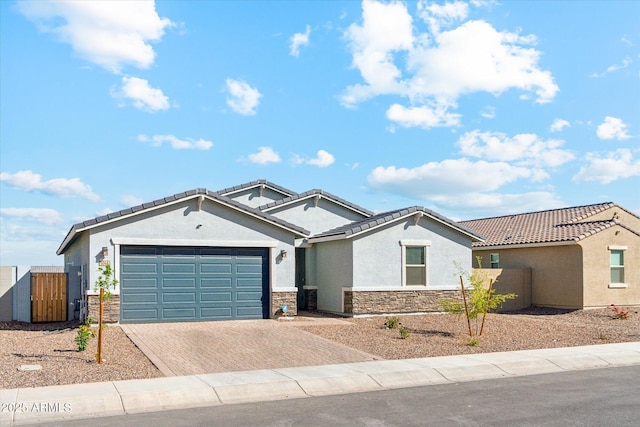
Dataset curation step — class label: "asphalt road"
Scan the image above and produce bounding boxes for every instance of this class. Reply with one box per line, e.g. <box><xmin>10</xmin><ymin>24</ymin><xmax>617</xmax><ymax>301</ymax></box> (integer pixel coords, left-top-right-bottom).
<box><xmin>32</xmin><ymin>365</ymin><xmax>640</xmax><ymax>427</ymax></box>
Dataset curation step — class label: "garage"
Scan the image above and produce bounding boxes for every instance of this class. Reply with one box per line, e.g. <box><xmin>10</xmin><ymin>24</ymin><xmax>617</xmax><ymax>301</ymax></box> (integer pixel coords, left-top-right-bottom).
<box><xmin>119</xmin><ymin>246</ymin><xmax>269</xmax><ymax>323</ymax></box>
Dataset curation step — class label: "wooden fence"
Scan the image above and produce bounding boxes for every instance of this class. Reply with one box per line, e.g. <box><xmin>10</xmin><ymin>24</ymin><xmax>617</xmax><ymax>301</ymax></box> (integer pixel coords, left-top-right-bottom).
<box><xmin>31</xmin><ymin>272</ymin><xmax>67</xmax><ymax>322</ymax></box>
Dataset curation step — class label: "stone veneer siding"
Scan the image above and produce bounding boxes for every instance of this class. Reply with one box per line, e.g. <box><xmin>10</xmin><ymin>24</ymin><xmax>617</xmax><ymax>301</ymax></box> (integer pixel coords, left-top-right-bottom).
<box><xmin>344</xmin><ymin>289</ymin><xmax>464</xmax><ymax>315</ymax></box>
<box><xmin>87</xmin><ymin>294</ymin><xmax>120</xmax><ymax>323</ymax></box>
<box><xmin>272</xmin><ymin>291</ymin><xmax>297</xmax><ymax>317</ymax></box>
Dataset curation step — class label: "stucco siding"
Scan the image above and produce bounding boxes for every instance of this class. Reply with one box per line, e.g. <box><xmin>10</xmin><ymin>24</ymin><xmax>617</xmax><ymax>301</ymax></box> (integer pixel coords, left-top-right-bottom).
<box><xmin>351</xmin><ymin>216</ymin><xmax>473</xmax><ymax>289</ymax></box>
<box><xmin>268</xmin><ymin>198</ymin><xmax>368</xmax><ymax>235</ymax></box>
<box><xmin>580</xmin><ymin>225</ymin><xmax>640</xmax><ymax>308</ymax></box>
<box><xmin>587</xmin><ymin>206</ymin><xmax>640</xmax><ymax>231</ymax></box>
<box><xmin>75</xmin><ymin>198</ymin><xmax>297</xmax><ymax>296</ymax></box>
<box><xmin>473</xmin><ymin>245</ymin><xmax>583</xmax><ymax>308</ymax></box>
<box><xmin>314</xmin><ymin>240</ymin><xmax>352</xmax><ymax>313</ymax></box>
<box><xmin>225</xmin><ymin>187</ymin><xmax>288</xmax><ymax>208</ymax></box>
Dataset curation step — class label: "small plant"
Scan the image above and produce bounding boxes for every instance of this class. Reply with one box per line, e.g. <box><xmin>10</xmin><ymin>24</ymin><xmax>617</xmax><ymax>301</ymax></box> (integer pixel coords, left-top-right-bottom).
<box><xmin>398</xmin><ymin>326</ymin><xmax>410</xmax><ymax>339</ymax></box>
<box><xmin>609</xmin><ymin>304</ymin><xmax>630</xmax><ymax>320</ymax></box>
<box><xmin>75</xmin><ymin>317</ymin><xmax>96</xmax><ymax>352</ymax></box>
<box><xmin>384</xmin><ymin>316</ymin><xmax>400</xmax><ymax>329</ymax></box>
<box><xmin>467</xmin><ymin>337</ymin><xmax>480</xmax><ymax>346</ymax></box>
<box><xmin>597</xmin><ymin>332</ymin><xmax>607</xmax><ymax>341</ymax></box>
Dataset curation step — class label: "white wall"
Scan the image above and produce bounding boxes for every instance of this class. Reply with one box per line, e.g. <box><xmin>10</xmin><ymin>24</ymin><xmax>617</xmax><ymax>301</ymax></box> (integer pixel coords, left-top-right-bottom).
<box><xmin>314</xmin><ymin>240</ymin><xmax>352</xmax><ymax>313</ymax></box>
<box><xmin>268</xmin><ymin>198</ymin><xmax>367</xmax><ymax>235</ymax></box>
<box><xmin>64</xmin><ymin>197</ymin><xmax>299</xmax><ymax>296</ymax></box>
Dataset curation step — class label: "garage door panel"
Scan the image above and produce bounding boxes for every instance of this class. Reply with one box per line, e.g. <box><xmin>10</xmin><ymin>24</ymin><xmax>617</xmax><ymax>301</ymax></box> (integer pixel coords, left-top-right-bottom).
<box><xmin>162</xmin><ymin>263</ymin><xmax>196</xmax><ymax>274</ymax></box>
<box><xmin>120</xmin><ymin>246</ymin><xmax>269</xmax><ymax>323</ymax></box>
<box><xmin>200</xmin><ymin>263</ymin><xmax>232</xmax><ymax>274</ymax></box>
<box><xmin>201</xmin><ymin>278</ymin><xmax>232</xmax><ymax>288</ymax></box>
<box><xmin>122</xmin><ymin>293</ymin><xmax>158</xmax><ymax>304</ymax></box>
<box><xmin>122</xmin><ymin>263</ymin><xmax>157</xmax><ymax>274</ymax></box>
<box><xmin>162</xmin><ymin>278</ymin><xmax>196</xmax><ymax>288</ymax></box>
<box><xmin>200</xmin><ymin>291</ymin><xmax>232</xmax><ymax>302</ymax></box>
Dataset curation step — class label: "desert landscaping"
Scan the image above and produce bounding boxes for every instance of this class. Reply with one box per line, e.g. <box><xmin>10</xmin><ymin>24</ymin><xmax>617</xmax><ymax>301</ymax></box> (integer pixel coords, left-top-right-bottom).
<box><xmin>2</xmin><ymin>306</ymin><xmax>639</xmax><ymax>391</ymax></box>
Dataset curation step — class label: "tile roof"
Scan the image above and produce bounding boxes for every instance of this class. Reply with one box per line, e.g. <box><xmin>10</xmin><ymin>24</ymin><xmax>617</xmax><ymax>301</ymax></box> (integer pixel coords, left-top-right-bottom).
<box><xmin>309</xmin><ymin>206</ymin><xmax>484</xmax><ymax>241</ymax></box>
<box><xmin>459</xmin><ymin>202</ymin><xmax>634</xmax><ymax>248</ymax></box>
<box><xmin>56</xmin><ymin>188</ymin><xmax>309</xmax><ymax>255</ymax></box>
<box><xmin>214</xmin><ymin>179</ymin><xmax>297</xmax><ymax>198</ymax></box>
<box><xmin>258</xmin><ymin>189</ymin><xmax>374</xmax><ymax>216</ymax></box>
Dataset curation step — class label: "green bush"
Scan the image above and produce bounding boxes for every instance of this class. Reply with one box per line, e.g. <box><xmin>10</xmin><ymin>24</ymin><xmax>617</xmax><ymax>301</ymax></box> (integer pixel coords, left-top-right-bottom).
<box><xmin>384</xmin><ymin>316</ymin><xmax>400</xmax><ymax>329</ymax></box>
<box><xmin>398</xmin><ymin>326</ymin><xmax>410</xmax><ymax>339</ymax></box>
<box><xmin>75</xmin><ymin>317</ymin><xmax>96</xmax><ymax>352</ymax></box>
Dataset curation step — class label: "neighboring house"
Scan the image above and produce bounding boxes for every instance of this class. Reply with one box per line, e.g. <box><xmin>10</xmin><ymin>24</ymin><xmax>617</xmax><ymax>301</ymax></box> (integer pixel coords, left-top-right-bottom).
<box><xmin>460</xmin><ymin>202</ymin><xmax>640</xmax><ymax>309</ymax></box>
<box><xmin>56</xmin><ymin>180</ymin><xmax>483</xmax><ymax>323</ymax></box>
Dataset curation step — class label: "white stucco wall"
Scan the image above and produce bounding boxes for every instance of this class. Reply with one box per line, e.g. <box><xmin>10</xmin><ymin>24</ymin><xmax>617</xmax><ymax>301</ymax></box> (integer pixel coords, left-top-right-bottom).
<box><xmin>225</xmin><ymin>187</ymin><xmax>288</xmax><ymax>208</ymax></box>
<box><xmin>63</xmin><ymin>197</ymin><xmax>299</xmax><ymax>296</ymax></box>
<box><xmin>268</xmin><ymin>198</ymin><xmax>368</xmax><ymax>235</ymax></box>
<box><xmin>314</xmin><ymin>239</ymin><xmax>352</xmax><ymax>313</ymax></box>
<box><xmin>350</xmin><ymin>216</ymin><xmax>473</xmax><ymax>290</ymax></box>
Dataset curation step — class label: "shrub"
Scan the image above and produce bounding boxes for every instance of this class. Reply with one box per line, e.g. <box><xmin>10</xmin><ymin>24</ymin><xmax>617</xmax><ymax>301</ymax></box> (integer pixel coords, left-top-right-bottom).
<box><xmin>384</xmin><ymin>316</ymin><xmax>400</xmax><ymax>330</ymax></box>
<box><xmin>75</xmin><ymin>317</ymin><xmax>96</xmax><ymax>352</ymax></box>
<box><xmin>609</xmin><ymin>304</ymin><xmax>631</xmax><ymax>320</ymax></box>
<box><xmin>398</xmin><ymin>326</ymin><xmax>410</xmax><ymax>339</ymax></box>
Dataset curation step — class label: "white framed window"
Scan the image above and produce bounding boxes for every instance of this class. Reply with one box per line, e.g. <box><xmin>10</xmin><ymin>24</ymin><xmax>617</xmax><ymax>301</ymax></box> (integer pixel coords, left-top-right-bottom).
<box><xmin>610</xmin><ymin>249</ymin><xmax>625</xmax><ymax>284</ymax></box>
<box><xmin>400</xmin><ymin>240</ymin><xmax>430</xmax><ymax>286</ymax></box>
<box><xmin>490</xmin><ymin>253</ymin><xmax>499</xmax><ymax>269</ymax></box>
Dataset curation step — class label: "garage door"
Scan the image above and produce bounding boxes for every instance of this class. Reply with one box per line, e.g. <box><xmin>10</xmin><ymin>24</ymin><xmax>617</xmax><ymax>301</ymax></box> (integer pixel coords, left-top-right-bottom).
<box><xmin>119</xmin><ymin>246</ymin><xmax>269</xmax><ymax>323</ymax></box>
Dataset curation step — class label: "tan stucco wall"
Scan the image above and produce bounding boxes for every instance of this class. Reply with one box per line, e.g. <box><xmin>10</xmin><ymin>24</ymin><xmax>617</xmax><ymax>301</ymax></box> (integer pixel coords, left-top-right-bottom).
<box><xmin>475</xmin><ymin>268</ymin><xmax>532</xmax><ymax>311</ymax></box>
<box><xmin>580</xmin><ymin>225</ymin><xmax>640</xmax><ymax>308</ymax></box>
<box><xmin>587</xmin><ymin>206</ymin><xmax>640</xmax><ymax>231</ymax></box>
<box><xmin>473</xmin><ymin>245</ymin><xmax>584</xmax><ymax>309</ymax></box>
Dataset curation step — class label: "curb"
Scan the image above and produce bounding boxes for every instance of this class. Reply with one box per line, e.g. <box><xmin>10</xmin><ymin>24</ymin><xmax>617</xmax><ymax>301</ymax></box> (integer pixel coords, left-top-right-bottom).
<box><xmin>1</xmin><ymin>342</ymin><xmax>639</xmax><ymax>426</ymax></box>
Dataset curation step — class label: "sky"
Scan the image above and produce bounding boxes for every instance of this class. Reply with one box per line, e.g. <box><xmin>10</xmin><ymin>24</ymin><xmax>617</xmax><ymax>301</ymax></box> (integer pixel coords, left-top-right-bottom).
<box><xmin>1</xmin><ymin>0</ymin><xmax>639</xmax><ymax>266</ymax></box>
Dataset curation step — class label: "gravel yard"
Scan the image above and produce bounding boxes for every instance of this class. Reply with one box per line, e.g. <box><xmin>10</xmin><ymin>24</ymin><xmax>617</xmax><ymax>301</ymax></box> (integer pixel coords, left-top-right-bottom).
<box><xmin>2</xmin><ymin>307</ymin><xmax>639</xmax><ymax>390</ymax></box>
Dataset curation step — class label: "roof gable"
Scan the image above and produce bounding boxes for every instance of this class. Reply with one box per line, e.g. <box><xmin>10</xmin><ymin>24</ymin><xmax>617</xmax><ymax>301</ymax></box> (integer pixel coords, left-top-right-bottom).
<box><xmin>309</xmin><ymin>206</ymin><xmax>484</xmax><ymax>242</ymax></box>
<box><xmin>259</xmin><ymin>189</ymin><xmax>374</xmax><ymax>217</ymax></box>
<box><xmin>215</xmin><ymin>179</ymin><xmax>297</xmax><ymax>199</ymax></box>
<box><xmin>460</xmin><ymin>202</ymin><xmax>639</xmax><ymax>248</ymax></box>
<box><xmin>57</xmin><ymin>189</ymin><xmax>309</xmax><ymax>255</ymax></box>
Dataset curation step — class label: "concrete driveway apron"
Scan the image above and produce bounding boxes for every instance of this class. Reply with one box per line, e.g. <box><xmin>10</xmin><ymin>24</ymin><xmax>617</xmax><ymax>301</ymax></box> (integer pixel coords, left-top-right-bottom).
<box><xmin>121</xmin><ymin>316</ymin><xmax>380</xmax><ymax>376</ymax></box>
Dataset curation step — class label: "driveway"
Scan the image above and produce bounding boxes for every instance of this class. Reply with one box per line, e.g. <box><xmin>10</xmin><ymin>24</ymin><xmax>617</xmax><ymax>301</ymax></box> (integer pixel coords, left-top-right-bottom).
<box><xmin>120</xmin><ymin>314</ymin><xmax>380</xmax><ymax>376</ymax></box>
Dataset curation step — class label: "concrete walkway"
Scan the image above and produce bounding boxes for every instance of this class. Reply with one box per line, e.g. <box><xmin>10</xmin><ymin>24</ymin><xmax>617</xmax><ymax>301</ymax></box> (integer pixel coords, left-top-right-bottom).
<box><xmin>120</xmin><ymin>316</ymin><xmax>379</xmax><ymax>376</ymax></box>
<box><xmin>1</xmin><ymin>342</ymin><xmax>639</xmax><ymax>426</ymax></box>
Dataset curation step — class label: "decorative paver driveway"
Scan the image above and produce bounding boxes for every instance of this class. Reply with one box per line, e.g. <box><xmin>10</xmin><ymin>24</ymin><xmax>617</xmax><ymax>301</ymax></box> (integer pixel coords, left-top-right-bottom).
<box><xmin>121</xmin><ymin>316</ymin><xmax>380</xmax><ymax>376</ymax></box>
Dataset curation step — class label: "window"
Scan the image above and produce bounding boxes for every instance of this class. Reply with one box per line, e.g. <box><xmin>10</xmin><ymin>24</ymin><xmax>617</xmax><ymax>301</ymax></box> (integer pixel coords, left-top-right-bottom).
<box><xmin>610</xmin><ymin>249</ymin><xmax>624</xmax><ymax>284</ymax></box>
<box><xmin>405</xmin><ymin>246</ymin><xmax>426</xmax><ymax>285</ymax></box>
<box><xmin>490</xmin><ymin>253</ymin><xmax>499</xmax><ymax>269</ymax></box>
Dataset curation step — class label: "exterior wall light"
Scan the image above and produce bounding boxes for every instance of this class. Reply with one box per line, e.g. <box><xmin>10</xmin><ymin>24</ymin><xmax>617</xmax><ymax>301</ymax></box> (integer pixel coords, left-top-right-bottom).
<box><xmin>280</xmin><ymin>249</ymin><xmax>288</xmax><ymax>259</ymax></box>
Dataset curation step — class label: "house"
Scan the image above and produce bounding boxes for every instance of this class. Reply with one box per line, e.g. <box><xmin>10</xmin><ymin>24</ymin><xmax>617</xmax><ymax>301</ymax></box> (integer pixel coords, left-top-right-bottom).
<box><xmin>56</xmin><ymin>180</ymin><xmax>484</xmax><ymax>323</ymax></box>
<box><xmin>459</xmin><ymin>202</ymin><xmax>640</xmax><ymax>309</ymax></box>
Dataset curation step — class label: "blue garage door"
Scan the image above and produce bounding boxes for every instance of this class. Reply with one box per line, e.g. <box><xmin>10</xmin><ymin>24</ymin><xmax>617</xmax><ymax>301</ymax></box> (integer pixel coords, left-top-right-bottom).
<box><xmin>120</xmin><ymin>246</ymin><xmax>269</xmax><ymax>323</ymax></box>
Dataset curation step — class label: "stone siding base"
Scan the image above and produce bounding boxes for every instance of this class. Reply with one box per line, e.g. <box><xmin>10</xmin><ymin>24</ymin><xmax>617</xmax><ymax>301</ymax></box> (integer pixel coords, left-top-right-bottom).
<box><xmin>344</xmin><ymin>289</ymin><xmax>464</xmax><ymax>315</ymax></box>
<box><xmin>87</xmin><ymin>294</ymin><xmax>120</xmax><ymax>323</ymax></box>
<box><xmin>272</xmin><ymin>291</ymin><xmax>297</xmax><ymax>317</ymax></box>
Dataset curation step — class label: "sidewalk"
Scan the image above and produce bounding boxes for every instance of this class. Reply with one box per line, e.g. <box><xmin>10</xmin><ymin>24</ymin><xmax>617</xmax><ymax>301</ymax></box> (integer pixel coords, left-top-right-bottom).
<box><xmin>1</xmin><ymin>342</ymin><xmax>639</xmax><ymax>426</ymax></box>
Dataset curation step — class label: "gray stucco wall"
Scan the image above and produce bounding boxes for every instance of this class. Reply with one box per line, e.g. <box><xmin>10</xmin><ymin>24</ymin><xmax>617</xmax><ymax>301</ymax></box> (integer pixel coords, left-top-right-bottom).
<box><xmin>268</xmin><ymin>198</ymin><xmax>367</xmax><ymax>235</ymax></box>
<box><xmin>64</xmin><ymin>197</ymin><xmax>299</xmax><ymax>297</ymax></box>
<box><xmin>314</xmin><ymin>239</ymin><xmax>353</xmax><ymax>313</ymax></box>
<box><xmin>0</xmin><ymin>266</ymin><xmax>31</xmax><ymax>322</ymax></box>
<box><xmin>225</xmin><ymin>187</ymin><xmax>288</xmax><ymax>208</ymax></box>
<box><xmin>351</xmin><ymin>216</ymin><xmax>473</xmax><ymax>290</ymax></box>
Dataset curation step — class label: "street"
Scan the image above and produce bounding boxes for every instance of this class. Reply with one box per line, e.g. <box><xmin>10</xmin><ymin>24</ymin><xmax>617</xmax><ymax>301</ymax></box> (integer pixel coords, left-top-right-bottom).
<box><xmin>30</xmin><ymin>365</ymin><xmax>640</xmax><ymax>427</ymax></box>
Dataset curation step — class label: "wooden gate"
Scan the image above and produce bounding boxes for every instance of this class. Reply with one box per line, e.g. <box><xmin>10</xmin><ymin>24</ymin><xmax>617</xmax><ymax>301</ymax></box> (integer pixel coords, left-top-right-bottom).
<box><xmin>31</xmin><ymin>272</ymin><xmax>67</xmax><ymax>322</ymax></box>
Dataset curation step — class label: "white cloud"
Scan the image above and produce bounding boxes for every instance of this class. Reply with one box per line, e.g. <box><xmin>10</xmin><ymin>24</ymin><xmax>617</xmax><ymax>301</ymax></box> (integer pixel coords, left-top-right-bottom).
<box><xmin>590</xmin><ymin>57</ymin><xmax>632</xmax><ymax>78</ymax></box>
<box><xmin>248</xmin><ymin>147</ymin><xmax>281</xmax><ymax>165</ymax></box>
<box><xmin>368</xmin><ymin>158</ymin><xmax>536</xmax><ymax>197</ymax></box>
<box><xmin>573</xmin><ymin>149</ymin><xmax>640</xmax><ymax>184</ymax></box>
<box><xmin>120</xmin><ymin>195</ymin><xmax>144</xmax><ymax>207</ymax></box>
<box><xmin>341</xmin><ymin>0</ymin><xmax>558</xmax><ymax>127</ymax></box>
<box><xmin>386</xmin><ymin>103</ymin><xmax>461</xmax><ymax>129</ymax></box>
<box><xmin>138</xmin><ymin>134</ymin><xmax>212</xmax><ymax>150</ymax></box>
<box><xmin>430</xmin><ymin>191</ymin><xmax>565</xmax><ymax>215</ymax></box>
<box><xmin>458</xmin><ymin>130</ymin><xmax>574</xmax><ymax>168</ymax></box>
<box><xmin>17</xmin><ymin>0</ymin><xmax>173</xmax><ymax>74</ymax></box>
<box><xmin>550</xmin><ymin>118</ymin><xmax>570</xmax><ymax>132</ymax></box>
<box><xmin>596</xmin><ymin>116</ymin><xmax>631</xmax><ymax>140</ymax></box>
<box><xmin>289</xmin><ymin>25</ymin><xmax>311</xmax><ymax>57</ymax></box>
<box><xmin>307</xmin><ymin>150</ymin><xmax>335</xmax><ymax>168</ymax></box>
<box><xmin>112</xmin><ymin>76</ymin><xmax>170</xmax><ymax>112</ymax></box>
<box><xmin>226</xmin><ymin>79</ymin><xmax>262</xmax><ymax>115</ymax></box>
<box><xmin>0</xmin><ymin>170</ymin><xmax>100</xmax><ymax>201</ymax></box>
<box><xmin>0</xmin><ymin>208</ymin><xmax>63</xmax><ymax>225</ymax></box>
<box><xmin>480</xmin><ymin>105</ymin><xmax>495</xmax><ymax>119</ymax></box>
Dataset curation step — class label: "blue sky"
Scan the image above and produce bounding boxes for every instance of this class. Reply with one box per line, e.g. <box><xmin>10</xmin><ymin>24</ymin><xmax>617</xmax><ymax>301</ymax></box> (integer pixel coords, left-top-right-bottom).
<box><xmin>1</xmin><ymin>0</ymin><xmax>639</xmax><ymax>266</ymax></box>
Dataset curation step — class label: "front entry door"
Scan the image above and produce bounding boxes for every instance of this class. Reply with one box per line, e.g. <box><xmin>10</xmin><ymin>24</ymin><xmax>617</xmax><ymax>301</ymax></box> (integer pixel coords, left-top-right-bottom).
<box><xmin>295</xmin><ymin>248</ymin><xmax>306</xmax><ymax>310</ymax></box>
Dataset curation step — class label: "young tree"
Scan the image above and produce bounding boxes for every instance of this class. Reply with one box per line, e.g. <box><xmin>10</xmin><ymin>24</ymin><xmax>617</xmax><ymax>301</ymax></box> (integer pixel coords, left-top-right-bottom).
<box><xmin>439</xmin><ymin>258</ymin><xmax>516</xmax><ymax>342</ymax></box>
<box><xmin>94</xmin><ymin>263</ymin><xmax>118</xmax><ymax>363</ymax></box>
